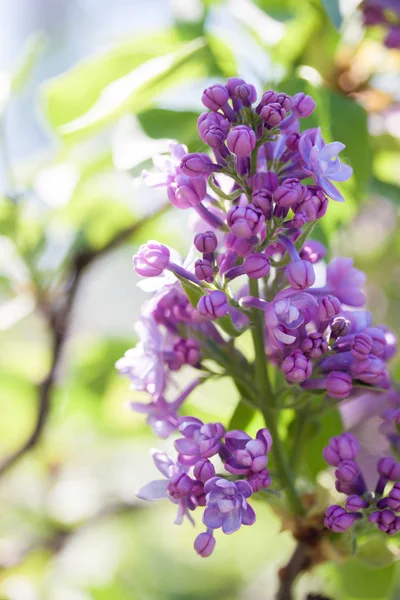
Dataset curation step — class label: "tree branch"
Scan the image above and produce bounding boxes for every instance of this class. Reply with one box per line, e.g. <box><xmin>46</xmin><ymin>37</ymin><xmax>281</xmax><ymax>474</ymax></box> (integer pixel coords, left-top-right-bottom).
<box><xmin>0</xmin><ymin>204</ymin><xmax>169</xmax><ymax>478</ymax></box>
<box><xmin>276</xmin><ymin>541</ymin><xmax>311</xmax><ymax>600</ymax></box>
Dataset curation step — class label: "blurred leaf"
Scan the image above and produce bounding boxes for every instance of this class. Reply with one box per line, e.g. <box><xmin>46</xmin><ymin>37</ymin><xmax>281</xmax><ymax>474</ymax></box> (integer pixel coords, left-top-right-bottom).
<box><xmin>329</xmin><ymin>92</ymin><xmax>372</xmax><ymax>199</ymax></box>
<box><xmin>228</xmin><ymin>400</ymin><xmax>256</xmax><ymax>430</ymax></box>
<box><xmin>42</xmin><ymin>31</ymin><xmax>183</xmax><ymax>130</ymax></box>
<box><xmin>358</xmin><ymin>536</ymin><xmax>395</xmax><ymax>568</ymax></box>
<box><xmin>330</xmin><ymin>556</ymin><xmax>396</xmax><ymax>598</ymax></box>
<box><xmin>304</xmin><ymin>406</ymin><xmax>343</xmax><ymax>477</ymax></box>
<box><xmin>320</xmin><ymin>0</ymin><xmax>342</xmax><ymax>30</ymax></box>
<box><xmin>206</xmin><ymin>34</ymin><xmax>237</xmax><ymax>77</ymax></box>
<box><xmin>137</xmin><ymin>109</ymin><xmax>199</xmax><ymax>147</ymax></box>
<box><xmin>11</xmin><ymin>31</ymin><xmax>46</xmax><ymax>93</ymax></box>
<box><xmin>371</xmin><ymin>176</ymin><xmax>400</xmax><ymax>205</ymax></box>
<box><xmin>43</xmin><ymin>37</ymin><xmax>210</xmax><ymax>140</ymax></box>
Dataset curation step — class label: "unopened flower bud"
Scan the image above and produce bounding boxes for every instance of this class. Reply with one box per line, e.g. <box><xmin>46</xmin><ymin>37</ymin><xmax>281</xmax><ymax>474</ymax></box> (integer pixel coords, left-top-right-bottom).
<box><xmin>351</xmin><ymin>333</ymin><xmax>373</xmax><ymax>361</ymax></box>
<box><xmin>197</xmin><ymin>291</ymin><xmax>229</xmax><ymax>319</ymax></box>
<box><xmin>274</xmin><ymin>178</ymin><xmax>304</xmax><ymax>209</ymax></box>
<box><xmin>226</xmin><ymin>125</ymin><xmax>256</xmax><ymax>158</ymax></box>
<box><xmin>323</xmin><ymin>433</ymin><xmax>360</xmax><ymax>466</ymax></box>
<box><xmin>194</xmin><ymin>531</ymin><xmax>216</xmax><ymax>557</ymax></box>
<box><xmin>301</xmin><ymin>332</ymin><xmax>328</xmax><ymax>359</ymax></box>
<box><xmin>180</xmin><ymin>153</ymin><xmax>215</xmax><ymax>177</ymax></box>
<box><xmin>133</xmin><ymin>242</ymin><xmax>170</xmax><ymax>277</ymax></box>
<box><xmin>285</xmin><ymin>259</ymin><xmax>315</xmax><ymax>290</ymax></box>
<box><xmin>194</xmin><ymin>231</ymin><xmax>218</xmax><ymax>254</ymax></box>
<box><xmin>331</xmin><ymin>317</ymin><xmax>351</xmax><ymax>338</ymax></box>
<box><xmin>325</xmin><ymin>505</ymin><xmax>357</xmax><ymax>532</ymax></box>
<box><xmin>326</xmin><ymin>371</ymin><xmax>352</xmax><ymax>400</ymax></box>
<box><xmin>247</xmin><ymin>469</ymin><xmax>271</xmax><ymax>492</ymax></box>
<box><xmin>252</xmin><ymin>189</ymin><xmax>273</xmax><ymax>217</ymax></box>
<box><xmin>227</xmin><ymin>205</ymin><xmax>264</xmax><ymax>239</ymax></box>
<box><xmin>292</xmin><ymin>92</ymin><xmax>316</xmax><ymax>117</ymax></box>
<box><xmin>168</xmin><ymin>174</ymin><xmax>206</xmax><ymax>209</ymax></box>
<box><xmin>201</xmin><ymin>84</ymin><xmax>230</xmax><ymax>110</ymax></box>
<box><xmin>282</xmin><ymin>350</ymin><xmax>312</xmax><ymax>384</ymax></box>
<box><xmin>195</xmin><ymin>258</ymin><xmax>214</xmax><ymax>282</ymax></box>
<box><xmin>244</xmin><ymin>253</ymin><xmax>271</xmax><ymax>279</ymax></box>
<box><xmin>319</xmin><ymin>295</ymin><xmax>341</xmax><ymax>321</ymax></box>
<box><xmin>260</xmin><ymin>102</ymin><xmax>286</xmax><ymax>127</ymax></box>
<box><xmin>194</xmin><ymin>459</ymin><xmax>216</xmax><ymax>483</ymax></box>
<box><xmin>345</xmin><ymin>495</ymin><xmax>369</xmax><ymax>511</ymax></box>
<box><xmin>369</xmin><ymin>510</ymin><xmax>400</xmax><ymax>535</ymax></box>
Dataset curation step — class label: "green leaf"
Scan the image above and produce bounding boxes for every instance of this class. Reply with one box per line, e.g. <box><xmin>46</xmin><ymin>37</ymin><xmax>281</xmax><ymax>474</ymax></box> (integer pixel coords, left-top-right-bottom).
<box><xmin>228</xmin><ymin>400</ymin><xmax>256</xmax><ymax>430</ymax></box>
<box><xmin>329</xmin><ymin>92</ymin><xmax>372</xmax><ymax>199</ymax></box>
<box><xmin>175</xmin><ymin>273</ymin><xmax>206</xmax><ymax>307</ymax></box>
<box><xmin>42</xmin><ymin>37</ymin><xmax>208</xmax><ymax>140</ymax></box>
<box><xmin>137</xmin><ymin>109</ymin><xmax>199</xmax><ymax>147</ymax></box>
<box><xmin>329</xmin><ymin>556</ymin><xmax>396</xmax><ymax>599</ymax></box>
<box><xmin>358</xmin><ymin>536</ymin><xmax>395</xmax><ymax>569</ymax></box>
<box><xmin>11</xmin><ymin>31</ymin><xmax>46</xmax><ymax>93</ymax></box>
<box><xmin>320</xmin><ymin>0</ymin><xmax>342</xmax><ymax>30</ymax></box>
<box><xmin>371</xmin><ymin>176</ymin><xmax>400</xmax><ymax>205</ymax></box>
<box><xmin>304</xmin><ymin>406</ymin><xmax>343</xmax><ymax>477</ymax></box>
<box><xmin>206</xmin><ymin>34</ymin><xmax>237</xmax><ymax>77</ymax></box>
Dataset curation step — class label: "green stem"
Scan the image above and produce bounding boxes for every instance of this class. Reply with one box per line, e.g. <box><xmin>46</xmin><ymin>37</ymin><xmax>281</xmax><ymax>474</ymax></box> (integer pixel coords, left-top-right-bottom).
<box><xmin>248</xmin><ymin>278</ymin><xmax>304</xmax><ymax>516</ymax></box>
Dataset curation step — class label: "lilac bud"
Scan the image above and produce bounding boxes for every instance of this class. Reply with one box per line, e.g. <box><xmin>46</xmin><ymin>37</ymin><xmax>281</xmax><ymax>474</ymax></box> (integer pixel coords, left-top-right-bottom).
<box><xmin>244</xmin><ymin>253</ymin><xmax>271</xmax><ymax>279</ymax></box>
<box><xmin>331</xmin><ymin>317</ymin><xmax>351</xmax><ymax>338</ymax></box>
<box><xmin>256</xmin><ymin>90</ymin><xmax>278</xmax><ymax>112</ymax></box>
<box><xmin>167</xmin><ymin>472</ymin><xmax>194</xmax><ymax>499</ymax></box>
<box><xmin>292</xmin><ymin>93</ymin><xmax>316</xmax><ymax>117</ymax></box>
<box><xmin>168</xmin><ymin>174</ymin><xmax>207</xmax><ymax>209</ymax></box>
<box><xmin>345</xmin><ymin>495</ymin><xmax>369</xmax><ymax>511</ymax></box>
<box><xmin>227</xmin><ymin>205</ymin><xmax>264</xmax><ymax>239</ymax></box>
<box><xmin>282</xmin><ymin>350</ymin><xmax>312</xmax><ymax>384</ymax></box>
<box><xmin>195</xmin><ymin>258</ymin><xmax>214</xmax><ymax>282</ymax></box>
<box><xmin>226</xmin><ymin>126</ymin><xmax>256</xmax><ymax>158</ymax></box>
<box><xmin>369</xmin><ymin>510</ymin><xmax>400</xmax><ymax>535</ymax></box>
<box><xmin>276</xmin><ymin>93</ymin><xmax>292</xmax><ymax>111</ymax></box>
<box><xmin>194</xmin><ymin>231</ymin><xmax>218</xmax><ymax>254</ymax></box>
<box><xmin>319</xmin><ymin>295</ymin><xmax>341</xmax><ymax>321</ymax></box>
<box><xmin>252</xmin><ymin>189</ymin><xmax>273</xmax><ymax>217</ymax></box>
<box><xmin>385</xmin><ymin>482</ymin><xmax>400</xmax><ymax>510</ymax></box>
<box><xmin>256</xmin><ymin>428</ymin><xmax>273</xmax><ymax>453</ymax></box>
<box><xmin>197</xmin><ymin>291</ymin><xmax>229</xmax><ymax>320</ymax></box>
<box><xmin>335</xmin><ymin>460</ymin><xmax>364</xmax><ymax>493</ymax></box>
<box><xmin>274</xmin><ymin>178</ymin><xmax>304</xmax><ymax>208</ymax></box>
<box><xmin>180</xmin><ymin>153</ymin><xmax>215</xmax><ymax>177</ymax></box>
<box><xmin>324</xmin><ymin>505</ymin><xmax>357</xmax><ymax>532</ymax></box>
<box><xmin>292</xmin><ymin>212</ymin><xmax>308</xmax><ymax>229</ymax></box>
<box><xmin>351</xmin><ymin>356</ymin><xmax>387</xmax><ymax>386</ymax></box>
<box><xmin>286</xmin><ymin>132</ymin><xmax>300</xmax><ymax>152</ymax></box>
<box><xmin>194</xmin><ymin>531</ymin><xmax>216</xmax><ymax>557</ymax></box>
<box><xmin>365</xmin><ymin>327</ymin><xmax>386</xmax><ymax>357</ymax></box>
<box><xmin>226</xmin><ymin>77</ymin><xmax>246</xmax><ymax>96</ymax></box>
<box><xmin>351</xmin><ymin>333</ymin><xmax>373</xmax><ymax>361</ymax></box>
<box><xmin>194</xmin><ymin>459</ymin><xmax>216</xmax><ymax>483</ymax></box>
<box><xmin>247</xmin><ymin>469</ymin><xmax>271</xmax><ymax>492</ymax></box>
<box><xmin>326</xmin><ymin>371</ymin><xmax>352</xmax><ymax>400</ymax></box>
<box><xmin>377</xmin><ymin>457</ymin><xmax>400</xmax><ymax>481</ymax></box>
<box><xmin>297</xmin><ymin>187</ymin><xmax>328</xmax><ymax>221</ymax></box>
<box><xmin>323</xmin><ymin>433</ymin><xmax>360</xmax><ymax>467</ymax></box>
<box><xmin>225</xmin><ymin>232</ymin><xmax>254</xmax><ymax>257</ymax></box>
<box><xmin>235</xmin><ymin>83</ymin><xmax>257</xmax><ymax>106</ymax></box>
<box><xmin>301</xmin><ymin>332</ymin><xmax>328</xmax><ymax>359</ymax></box>
<box><xmin>299</xmin><ymin>240</ymin><xmax>327</xmax><ymax>264</ymax></box>
<box><xmin>198</xmin><ymin>111</ymin><xmax>230</xmax><ymax>140</ymax></box>
<box><xmin>133</xmin><ymin>242</ymin><xmax>170</xmax><ymax>277</ymax></box>
<box><xmin>201</xmin><ymin>84</ymin><xmax>230</xmax><ymax>110</ymax></box>
<box><xmin>173</xmin><ymin>338</ymin><xmax>200</xmax><ymax>366</ymax></box>
<box><xmin>285</xmin><ymin>259</ymin><xmax>315</xmax><ymax>290</ymax></box>
<box><xmin>252</xmin><ymin>171</ymin><xmax>279</xmax><ymax>192</ymax></box>
<box><xmin>260</xmin><ymin>102</ymin><xmax>286</xmax><ymax>127</ymax></box>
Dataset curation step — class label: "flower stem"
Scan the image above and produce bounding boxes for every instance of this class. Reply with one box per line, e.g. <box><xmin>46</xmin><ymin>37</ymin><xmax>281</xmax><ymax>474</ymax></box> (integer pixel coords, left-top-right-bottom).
<box><xmin>248</xmin><ymin>278</ymin><xmax>304</xmax><ymax>516</ymax></box>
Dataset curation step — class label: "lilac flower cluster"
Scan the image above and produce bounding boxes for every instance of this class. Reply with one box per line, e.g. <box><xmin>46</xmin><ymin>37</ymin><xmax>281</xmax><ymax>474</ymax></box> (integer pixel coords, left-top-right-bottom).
<box><xmin>324</xmin><ymin>433</ymin><xmax>400</xmax><ymax>536</ymax></box>
<box><xmin>117</xmin><ymin>77</ymin><xmax>399</xmax><ymax>556</ymax></box>
<box><xmin>137</xmin><ymin>425</ymin><xmax>272</xmax><ymax>556</ymax></box>
<box><xmin>362</xmin><ymin>0</ymin><xmax>400</xmax><ymax>49</ymax></box>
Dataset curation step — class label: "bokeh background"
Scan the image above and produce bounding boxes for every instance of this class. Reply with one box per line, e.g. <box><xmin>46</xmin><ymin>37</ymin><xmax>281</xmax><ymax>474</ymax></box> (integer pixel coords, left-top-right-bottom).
<box><xmin>1</xmin><ymin>0</ymin><xmax>400</xmax><ymax>598</ymax></box>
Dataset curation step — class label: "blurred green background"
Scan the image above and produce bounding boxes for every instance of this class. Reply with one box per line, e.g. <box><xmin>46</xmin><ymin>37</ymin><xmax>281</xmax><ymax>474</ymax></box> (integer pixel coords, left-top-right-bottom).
<box><xmin>1</xmin><ymin>0</ymin><xmax>400</xmax><ymax>598</ymax></box>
